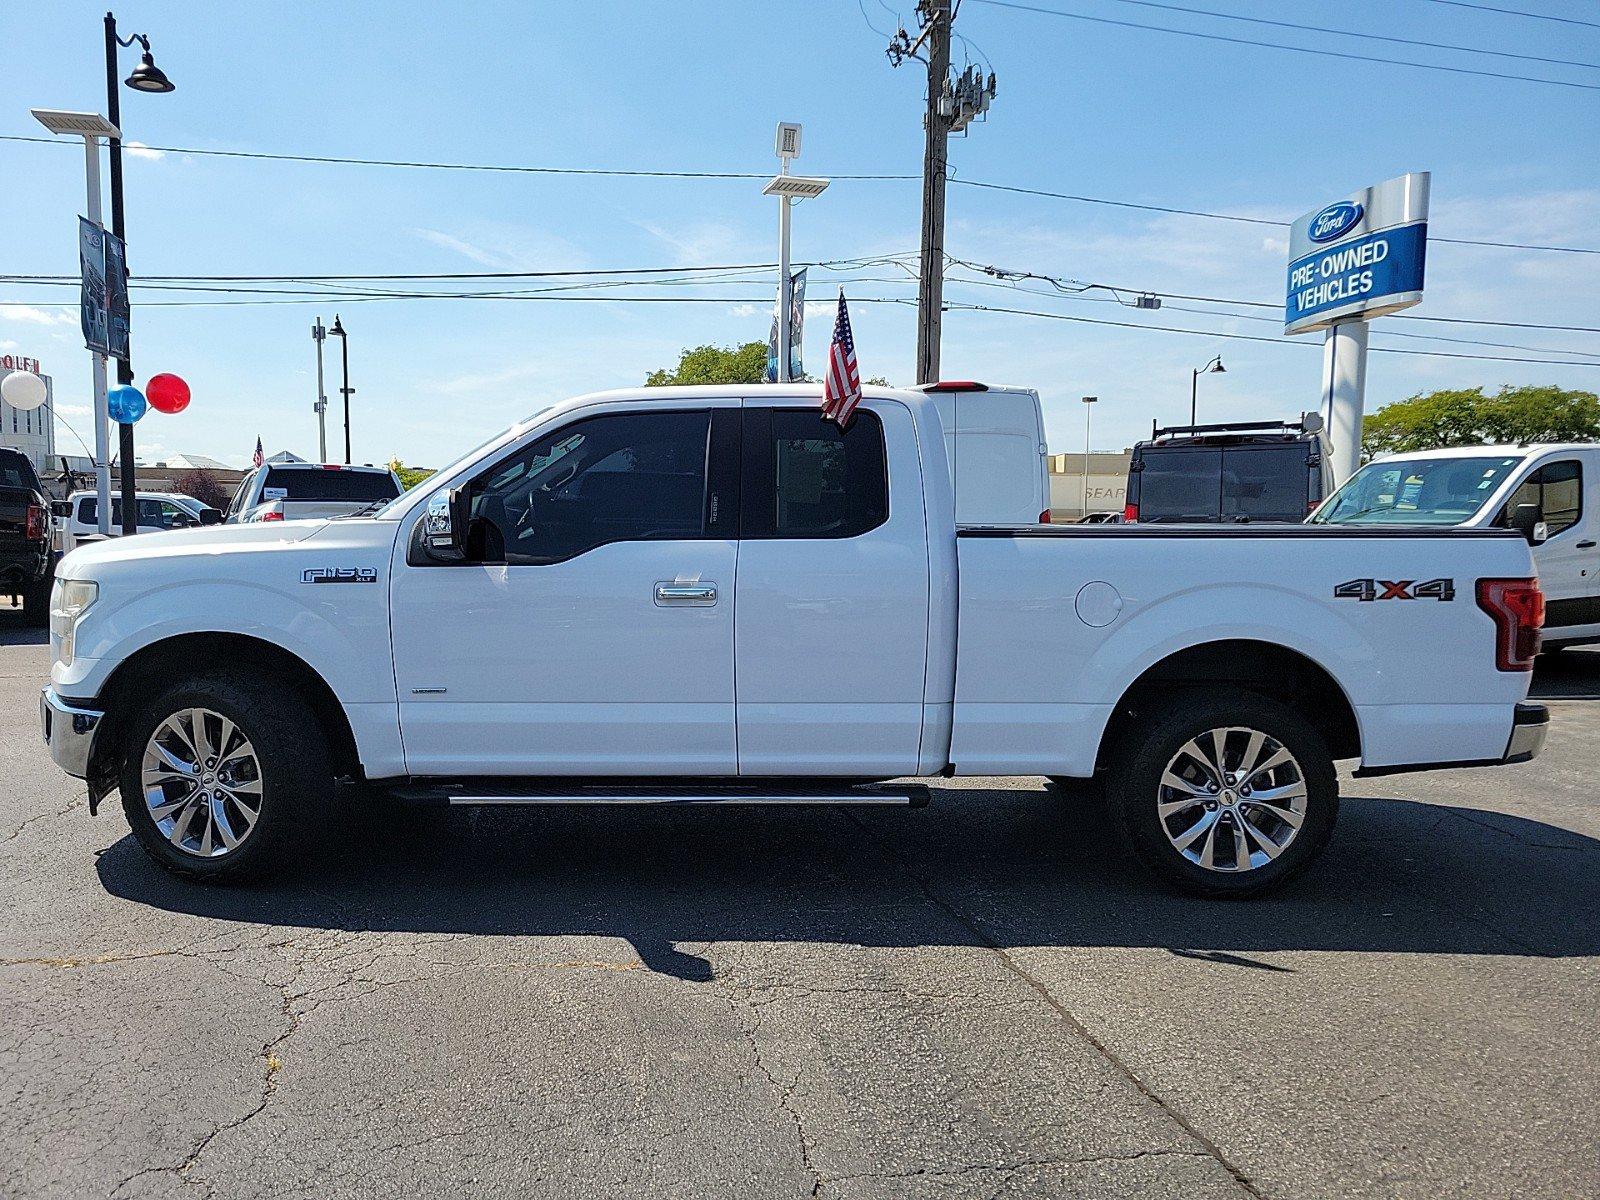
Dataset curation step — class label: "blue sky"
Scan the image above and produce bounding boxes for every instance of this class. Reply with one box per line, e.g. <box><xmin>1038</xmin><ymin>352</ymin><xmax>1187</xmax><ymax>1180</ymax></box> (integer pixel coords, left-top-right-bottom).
<box><xmin>3</xmin><ymin>0</ymin><xmax>1597</xmax><ymax>468</ymax></box>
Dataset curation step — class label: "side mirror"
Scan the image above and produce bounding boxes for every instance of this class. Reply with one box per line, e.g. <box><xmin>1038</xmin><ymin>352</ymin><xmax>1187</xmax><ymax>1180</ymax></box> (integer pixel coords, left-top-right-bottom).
<box><xmin>423</xmin><ymin>487</ymin><xmax>468</xmax><ymax>562</ymax></box>
<box><xmin>1509</xmin><ymin>501</ymin><xmax>1547</xmax><ymax>545</ymax></box>
<box><xmin>50</xmin><ymin>500</ymin><xmax>72</xmax><ymax>519</ymax></box>
<box><xmin>198</xmin><ymin>507</ymin><xmax>224</xmax><ymax>526</ymax></box>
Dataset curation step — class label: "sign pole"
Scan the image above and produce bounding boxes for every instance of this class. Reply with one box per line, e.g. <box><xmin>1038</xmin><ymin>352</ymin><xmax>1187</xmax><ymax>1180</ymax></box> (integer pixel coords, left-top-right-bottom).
<box><xmin>1320</xmin><ymin>321</ymin><xmax>1368</xmax><ymax>488</ymax></box>
<box><xmin>83</xmin><ymin>135</ymin><xmax>112</xmax><ymax>536</ymax></box>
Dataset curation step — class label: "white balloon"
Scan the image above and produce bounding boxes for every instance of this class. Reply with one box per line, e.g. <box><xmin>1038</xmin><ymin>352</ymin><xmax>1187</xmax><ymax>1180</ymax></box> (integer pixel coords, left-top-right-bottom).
<box><xmin>1</xmin><ymin>371</ymin><xmax>46</xmax><ymax>412</ymax></box>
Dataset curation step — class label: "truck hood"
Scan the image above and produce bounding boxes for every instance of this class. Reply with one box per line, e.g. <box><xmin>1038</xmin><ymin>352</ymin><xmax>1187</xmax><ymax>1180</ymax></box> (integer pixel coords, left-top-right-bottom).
<box><xmin>56</xmin><ymin>517</ymin><xmax>396</xmax><ymax>579</ymax></box>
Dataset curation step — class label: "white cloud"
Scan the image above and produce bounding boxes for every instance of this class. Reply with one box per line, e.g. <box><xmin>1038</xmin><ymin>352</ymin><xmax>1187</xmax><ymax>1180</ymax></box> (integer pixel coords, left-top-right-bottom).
<box><xmin>0</xmin><ymin>339</ymin><xmax>17</xmax><ymax>351</ymax></box>
<box><xmin>633</xmin><ymin>218</ymin><xmax>759</xmax><ymax>267</ymax></box>
<box><xmin>56</xmin><ymin>404</ymin><xmax>92</xmax><ymax>416</ymax></box>
<box><xmin>413</xmin><ymin>225</ymin><xmax>591</xmax><ymax>271</ymax></box>
<box><xmin>1</xmin><ymin>306</ymin><xmax>75</xmax><ymax>327</ymax></box>
<box><xmin>123</xmin><ymin>141</ymin><xmax>165</xmax><ymax>161</ymax></box>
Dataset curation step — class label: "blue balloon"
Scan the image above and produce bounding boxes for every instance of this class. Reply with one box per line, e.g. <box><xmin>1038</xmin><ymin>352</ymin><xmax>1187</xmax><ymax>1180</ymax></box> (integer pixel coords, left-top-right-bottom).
<box><xmin>107</xmin><ymin>384</ymin><xmax>147</xmax><ymax>424</ymax></box>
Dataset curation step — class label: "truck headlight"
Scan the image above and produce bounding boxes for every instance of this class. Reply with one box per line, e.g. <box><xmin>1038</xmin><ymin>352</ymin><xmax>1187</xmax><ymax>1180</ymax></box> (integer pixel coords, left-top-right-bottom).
<box><xmin>50</xmin><ymin>579</ymin><xmax>98</xmax><ymax>666</ymax></box>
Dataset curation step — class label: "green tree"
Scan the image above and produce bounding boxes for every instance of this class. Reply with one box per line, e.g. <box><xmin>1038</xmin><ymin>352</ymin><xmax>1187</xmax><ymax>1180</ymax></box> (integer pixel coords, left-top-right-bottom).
<box><xmin>646</xmin><ymin>342</ymin><xmax>769</xmax><ymax>386</ymax></box>
<box><xmin>387</xmin><ymin>459</ymin><xmax>436</xmax><ymax>490</ymax></box>
<box><xmin>1362</xmin><ymin>385</ymin><xmax>1600</xmax><ymax>458</ymax></box>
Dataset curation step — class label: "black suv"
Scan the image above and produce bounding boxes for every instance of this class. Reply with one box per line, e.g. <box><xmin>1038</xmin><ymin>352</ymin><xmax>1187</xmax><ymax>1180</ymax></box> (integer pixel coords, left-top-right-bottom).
<box><xmin>0</xmin><ymin>447</ymin><xmax>53</xmax><ymax>624</ymax></box>
<box><xmin>1124</xmin><ymin>418</ymin><xmax>1331</xmax><ymax>524</ymax></box>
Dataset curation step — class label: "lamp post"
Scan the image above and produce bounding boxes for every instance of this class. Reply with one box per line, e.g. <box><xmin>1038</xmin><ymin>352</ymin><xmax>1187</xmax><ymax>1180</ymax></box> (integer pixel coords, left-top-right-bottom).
<box><xmin>105</xmin><ymin>12</ymin><xmax>175</xmax><ymax>536</ymax></box>
<box><xmin>30</xmin><ymin>109</ymin><xmax>120</xmax><ymax>535</ymax></box>
<box><xmin>761</xmin><ymin>123</ymin><xmax>828</xmax><ymax>383</ymax></box>
<box><xmin>311</xmin><ymin>318</ymin><xmax>328</xmax><ymax>463</ymax></box>
<box><xmin>328</xmin><ymin>315</ymin><xmax>352</xmax><ymax>464</ymax></box>
<box><xmin>1189</xmin><ymin>355</ymin><xmax>1225</xmax><ymax>426</ymax></box>
<box><xmin>1081</xmin><ymin>395</ymin><xmax>1097</xmax><ymax>519</ymax></box>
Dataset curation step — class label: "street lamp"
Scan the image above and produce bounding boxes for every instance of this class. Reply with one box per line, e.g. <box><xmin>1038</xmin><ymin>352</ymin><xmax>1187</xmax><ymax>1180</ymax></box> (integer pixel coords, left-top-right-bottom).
<box><xmin>328</xmin><ymin>315</ymin><xmax>353</xmax><ymax>464</ymax></box>
<box><xmin>105</xmin><ymin>12</ymin><xmax>176</xmax><ymax>535</ymax></box>
<box><xmin>311</xmin><ymin>318</ymin><xmax>329</xmax><ymax>463</ymax></box>
<box><xmin>31</xmin><ymin>108</ymin><xmax>120</xmax><ymax>535</ymax></box>
<box><xmin>1081</xmin><ymin>395</ymin><xmax>1097</xmax><ymax>519</ymax></box>
<box><xmin>762</xmin><ymin>122</ymin><xmax>828</xmax><ymax>384</ymax></box>
<box><xmin>1189</xmin><ymin>355</ymin><xmax>1225</xmax><ymax>426</ymax></box>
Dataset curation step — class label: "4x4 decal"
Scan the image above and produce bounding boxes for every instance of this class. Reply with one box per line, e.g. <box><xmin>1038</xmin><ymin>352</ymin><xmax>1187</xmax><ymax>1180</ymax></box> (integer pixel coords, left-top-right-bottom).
<box><xmin>1334</xmin><ymin>578</ymin><xmax>1455</xmax><ymax>602</ymax></box>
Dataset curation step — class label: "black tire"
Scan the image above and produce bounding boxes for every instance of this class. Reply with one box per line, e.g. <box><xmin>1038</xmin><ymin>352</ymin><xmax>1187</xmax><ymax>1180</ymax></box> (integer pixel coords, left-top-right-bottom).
<box><xmin>20</xmin><ymin>577</ymin><xmax>51</xmax><ymax>627</ymax></box>
<box><xmin>119</xmin><ymin>669</ymin><xmax>332</xmax><ymax>882</ymax></box>
<box><xmin>1106</xmin><ymin>690</ymin><xmax>1338</xmax><ymax>898</ymax></box>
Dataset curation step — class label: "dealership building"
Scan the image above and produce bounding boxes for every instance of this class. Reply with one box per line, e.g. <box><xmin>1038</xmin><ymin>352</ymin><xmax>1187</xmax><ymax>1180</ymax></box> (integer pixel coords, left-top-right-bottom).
<box><xmin>0</xmin><ymin>354</ymin><xmax>57</xmax><ymax>476</ymax></box>
<box><xmin>1047</xmin><ymin>450</ymin><xmax>1132</xmax><ymax>522</ymax></box>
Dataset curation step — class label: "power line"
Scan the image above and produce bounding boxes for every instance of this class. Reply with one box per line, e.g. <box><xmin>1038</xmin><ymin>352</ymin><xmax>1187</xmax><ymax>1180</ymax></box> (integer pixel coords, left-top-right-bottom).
<box><xmin>1422</xmin><ymin>0</ymin><xmax>1600</xmax><ymax>31</ymax></box>
<box><xmin>1101</xmin><ymin>0</ymin><xmax>1600</xmax><ymax>70</ymax></box>
<box><xmin>6</xmin><ymin>132</ymin><xmax>1593</xmax><ymax>255</ymax></box>
<box><xmin>965</xmin><ymin>0</ymin><xmax>1600</xmax><ymax>90</ymax></box>
<box><xmin>947</xmin><ymin>178</ymin><xmax>1600</xmax><ymax>254</ymax></box>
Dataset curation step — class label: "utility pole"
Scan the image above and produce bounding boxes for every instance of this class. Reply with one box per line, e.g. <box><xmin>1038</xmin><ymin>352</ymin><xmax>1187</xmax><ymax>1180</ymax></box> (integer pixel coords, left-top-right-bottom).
<box><xmin>311</xmin><ymin>318</ymin><xmax>328</xmax><ymax>462</ymax></box>
<box><xmin>103</xmin><ymin>14</ymin><xmax>137</xmax><ymax>537</ymax></box>
<box><xmin>889</xmin><ymin>2</ymin><xmax>996</xmax><ymax>385</ymax></box>
<box><xmin>916</xmin><ymin>0</ymin><xmax>950</xmax><ymax>386</ymax></box>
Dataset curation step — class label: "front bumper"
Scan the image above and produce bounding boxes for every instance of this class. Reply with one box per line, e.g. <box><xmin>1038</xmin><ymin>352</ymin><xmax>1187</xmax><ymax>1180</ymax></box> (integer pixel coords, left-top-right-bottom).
<box><xmin>40</xmin><ymin>687</ymin><xmax>103</xmax><ymax>779</ymax></box>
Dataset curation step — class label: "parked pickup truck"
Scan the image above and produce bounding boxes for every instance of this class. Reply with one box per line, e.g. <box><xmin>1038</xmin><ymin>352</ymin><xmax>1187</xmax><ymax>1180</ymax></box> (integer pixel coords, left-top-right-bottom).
<box><xmin>224</xmin><ymin>462</ymin><xmax>403</xmax><ymax>523</ymax></box>
<box><xmin>1</xmin><ymin>447</ymin><xmax>54</xmax><ymax>625</ymax></box>
<box><xmin>41</xmin><ymin>385</ymin><xmax>1549</xmax><ymax>896</ymax></box>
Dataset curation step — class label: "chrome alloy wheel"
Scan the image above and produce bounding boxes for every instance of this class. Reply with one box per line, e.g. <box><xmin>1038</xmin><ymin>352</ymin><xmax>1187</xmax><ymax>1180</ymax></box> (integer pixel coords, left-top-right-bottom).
<box><xmin>1157</xmin><ymin>726</ymin><xmax>1307</xmax><ymax>873</ymax></box>
<box><xmin>141</xmin><ymin>708</ymin><xmax>263</xmax><ymax>858</ymax></box>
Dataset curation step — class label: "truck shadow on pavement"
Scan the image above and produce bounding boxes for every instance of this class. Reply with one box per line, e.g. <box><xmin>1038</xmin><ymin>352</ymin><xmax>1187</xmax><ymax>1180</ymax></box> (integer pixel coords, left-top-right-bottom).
<box><xmin>95</xmin><ymin>784</ymin><xmax>1600</xmax><ymax>982</ymax></box>
<box><xmin>0</xmin><ymin>607</ymin><xmax>47</xmax><ymax>646</ymax></box>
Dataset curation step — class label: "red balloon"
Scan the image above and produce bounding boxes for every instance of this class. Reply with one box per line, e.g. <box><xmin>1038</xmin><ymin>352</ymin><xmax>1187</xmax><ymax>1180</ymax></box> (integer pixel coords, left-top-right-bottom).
<box><xmin>146</xmin><ymin>373</ymin><xmax>191</xmax><ymax>415</ymax></box>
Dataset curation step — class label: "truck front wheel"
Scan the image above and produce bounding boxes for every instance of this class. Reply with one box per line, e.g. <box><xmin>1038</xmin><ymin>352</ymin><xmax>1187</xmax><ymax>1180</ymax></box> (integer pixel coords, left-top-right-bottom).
<box><xmin>118</xmin><ymin>671</ymin><xmax>332</xmax><ymax>882</ymax></box>
<box><xmin>1107</xmin><ymin>691</ymin><xmax>1338</xmax><ymax>898</ymax></box>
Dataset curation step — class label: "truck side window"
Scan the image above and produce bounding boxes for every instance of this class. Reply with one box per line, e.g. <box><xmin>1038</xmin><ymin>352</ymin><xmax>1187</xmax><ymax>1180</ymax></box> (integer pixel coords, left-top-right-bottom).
<box><xmin>741</xmin><ymin>408</ymin><xmax>888</xmax><ymax>539</ymax></box>
<box><xmin>1500</xmin><ymin>461</ymin><xmax>1582</xmax><ymax>537</ymax></box>
<box><xmin>466</xmin><ymin>409</ymin><xmax>712</xmax><ymax>565</ymax></box>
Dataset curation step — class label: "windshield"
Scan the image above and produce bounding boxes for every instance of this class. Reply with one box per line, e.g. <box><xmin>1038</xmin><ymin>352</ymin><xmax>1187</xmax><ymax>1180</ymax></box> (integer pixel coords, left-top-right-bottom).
<box><xmin>364</xmin><ymin>404</ymin><xmax>557</xmax><ymax>519</ymax></box>
<box><xmin>1312</xmin><ymin>455</ymin><xmax>1521</xmax><ymax>526</ymax></box>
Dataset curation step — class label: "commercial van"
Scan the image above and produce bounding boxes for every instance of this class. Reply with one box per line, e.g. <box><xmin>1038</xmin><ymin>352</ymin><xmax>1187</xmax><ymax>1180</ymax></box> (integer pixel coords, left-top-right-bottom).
<box><xmin>919</xmin><ymin>381</ymin><xmax>1050</xmax><ymax>524</ymax></box>
<box><xmin>1125</xmin><ymin>417</ymin><xmax>1331</xmax><ymax>524</ymax></box>
<box><xmin>1312</xmin><ymin>442</ymin><xmax>1600</xmax><ymax>649</ymax></box>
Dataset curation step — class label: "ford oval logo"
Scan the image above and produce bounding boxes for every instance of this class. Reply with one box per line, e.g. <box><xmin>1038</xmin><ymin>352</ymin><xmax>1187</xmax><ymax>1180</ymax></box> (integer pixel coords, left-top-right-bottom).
<box><xmin>1309</xmin><ymin>201</ymin><xmax>1364</xmax><ymax>243</ymax></box>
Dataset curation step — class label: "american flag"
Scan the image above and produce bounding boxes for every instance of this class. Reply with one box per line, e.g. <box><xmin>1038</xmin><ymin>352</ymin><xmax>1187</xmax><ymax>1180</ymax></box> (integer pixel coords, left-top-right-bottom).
<box><xmin>252</xmin><ymin>436</ymin><xmax>263</xmax><ymax>468</ymax></box>
<box><xmin>821</xmin><ymin>290</ymin><xmax>862</xmax><ymax>427</ymax></box>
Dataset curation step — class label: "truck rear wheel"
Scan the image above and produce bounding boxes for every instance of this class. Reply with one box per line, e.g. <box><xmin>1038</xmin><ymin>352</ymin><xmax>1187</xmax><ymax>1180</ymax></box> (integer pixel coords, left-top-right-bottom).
<box><xmin>118</xmin><ymin>671</ymin><xmax>332</xmax><ymax>882</ymax></box>
<box><xmin>1107</xmin><ymin>691</ymin><xmax>1338</xmax><ymax>898</ymax></box>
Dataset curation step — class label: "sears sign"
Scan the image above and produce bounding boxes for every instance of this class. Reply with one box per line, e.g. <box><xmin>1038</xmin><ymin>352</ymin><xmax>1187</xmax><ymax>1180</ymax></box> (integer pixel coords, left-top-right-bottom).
<box><xmin>1285</xmin><ymin>173</ymin><xmax>1429</xmax><ymax>336</ymax></box>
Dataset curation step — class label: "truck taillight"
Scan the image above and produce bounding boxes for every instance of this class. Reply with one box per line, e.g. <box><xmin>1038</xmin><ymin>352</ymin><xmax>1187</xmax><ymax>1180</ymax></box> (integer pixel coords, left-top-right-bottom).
<box><xmin>1476</xmin><ymin>578</ymin><xmax>1543</xmax><ymax>672</ymax></box>
<box><xmin>1122</xmin><ymin>503</ymin><xmax>1138</xmax><ymax>523</ymax></box>
<box><xmin>25</xmin><ymin>502</ymin><xmax>44</xmax><ymax>541</ymax></box>
<box><xmin>1039</xmin><ymin>508</ymin><xmax>1051</xmax><ymax>524</ymax></box>
<box><xmin>260</xmin><ymin>509</ymin><xmax>284</xmax><ymax>522</ymax></box>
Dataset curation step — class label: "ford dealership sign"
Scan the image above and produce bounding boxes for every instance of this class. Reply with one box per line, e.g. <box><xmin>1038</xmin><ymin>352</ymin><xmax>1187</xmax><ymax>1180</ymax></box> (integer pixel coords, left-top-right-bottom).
<box><xmin>1286</xmin><ymin>173</ymin><xmax>1429</xmax><ymax>336</ymax></box>
<box><xmin>1308</xmin><ymin>201</ymin><xmax>1364</xmax><ymax>244</ymax></box>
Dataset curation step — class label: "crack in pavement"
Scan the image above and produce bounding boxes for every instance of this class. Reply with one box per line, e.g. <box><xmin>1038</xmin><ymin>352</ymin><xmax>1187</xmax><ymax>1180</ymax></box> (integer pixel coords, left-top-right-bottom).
<box><xmin>2</xmin><ymin>795</ymin><xmax>83</xmax><ymax>844</ymax></box>
<box><xmin>840</xmin><ymin>809</ymin><xmax>1266</xmax><ymax>1200</ymax></box>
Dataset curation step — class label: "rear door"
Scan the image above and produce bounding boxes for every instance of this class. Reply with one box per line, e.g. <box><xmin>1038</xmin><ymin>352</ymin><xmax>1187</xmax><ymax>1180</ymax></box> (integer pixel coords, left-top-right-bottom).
<box><xmin>1221</xmin><ymin>443</ymin><xmax>1314</xmax><ymax>523</ymax></box>
<box><xmin>1137</xmin><ymin>445</ymin><xmax>1223</xmax><ymax>521</ymax></box>
<box><xmin>734</xmin><ymin>401</ymin><xmax>930</xmax><ymax>775</ymax></box>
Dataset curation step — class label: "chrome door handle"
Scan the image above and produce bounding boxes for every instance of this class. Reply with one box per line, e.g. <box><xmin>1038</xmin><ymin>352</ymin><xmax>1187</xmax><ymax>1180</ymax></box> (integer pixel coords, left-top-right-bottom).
<box><xmin>654</xmin><ymin>582</ymin><xmax>717</xmax><ymax>606</ymax></box>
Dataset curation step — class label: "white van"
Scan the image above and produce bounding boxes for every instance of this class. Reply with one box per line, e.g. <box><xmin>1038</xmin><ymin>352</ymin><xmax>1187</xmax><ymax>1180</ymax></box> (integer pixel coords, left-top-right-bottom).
<box><xmin>919</xmin><ymin>381</ymin><xmax>1051</xmax><ymax>525</ymax></box>
<box><xmin>1312</xmin><ymin>443</ymin><xmax>1600</xmax><ymax>649</ymax></box>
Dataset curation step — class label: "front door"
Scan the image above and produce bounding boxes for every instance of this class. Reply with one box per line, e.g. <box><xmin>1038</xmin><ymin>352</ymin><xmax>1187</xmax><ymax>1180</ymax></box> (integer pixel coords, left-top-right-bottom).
<box><xmin>733</xmin><ymin>403</ymin><xmax>930</xmax><ymax>776</ymax></box>
<box><xmin>391</xmin><ymin>404</ymin><xmax>740</xmax><ymax>775</ymax></box>
<box><xmin>1505</xmin><ymin>453</ymin><xmax>1600</xmax><ymax>643</ymax></box>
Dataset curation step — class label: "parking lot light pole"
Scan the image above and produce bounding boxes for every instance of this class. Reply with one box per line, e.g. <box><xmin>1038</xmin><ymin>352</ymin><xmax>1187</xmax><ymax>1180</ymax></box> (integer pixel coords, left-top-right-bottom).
<box><xmin>1081</xmin><ymin>396</ymin><xmax>1097</xmax><ymax>518</ymax></box>
<box><xmin>30</xmin><ymin>108</ymin><xmax>120</xmax><ymax>536</ymax></box>
<box><xmin>329</xmin><ymin>315</ymin><xmax>352</xmax><ymax>464</ymax></box>
<box><xmin>105</xmin><ymin>11</ymin><xmax>176</xmax><ymax>536</ymax></box>
<box><xmin>1190</xmin><ymin>355</ymin><xmax>1225</xmax><ymax>426</ymax></box>
<box><xmin>312</xmin><ymin>318</ymin><xmax>328</xmax><ymax>463</ymax></box>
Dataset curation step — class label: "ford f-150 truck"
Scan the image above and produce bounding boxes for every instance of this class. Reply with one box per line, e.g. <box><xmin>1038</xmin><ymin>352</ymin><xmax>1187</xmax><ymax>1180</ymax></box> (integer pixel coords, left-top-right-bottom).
<box><xmin>41</xmin><ymin>385</ymin><xmax>1549</xmax><ymax>896</ymax></box>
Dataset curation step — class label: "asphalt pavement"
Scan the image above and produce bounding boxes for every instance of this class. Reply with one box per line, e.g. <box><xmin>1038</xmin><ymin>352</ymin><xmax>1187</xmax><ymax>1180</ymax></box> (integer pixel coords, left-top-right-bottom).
<box><xmin>2</xmin><ymin>608</ymin><xmax>1596</xmax><ymax>1199</ymax></box>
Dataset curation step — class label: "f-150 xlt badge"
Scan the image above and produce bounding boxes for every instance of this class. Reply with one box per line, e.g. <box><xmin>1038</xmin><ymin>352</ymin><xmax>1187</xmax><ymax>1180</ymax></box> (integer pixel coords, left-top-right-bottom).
<box><xmin>301</xmin><ymin>567</ymin><xmax>378</xmax><ymax>584</ymax></box>
<box><xmin>1334</xmin><ymin>578</ymin><xmax>1454</xmax><ymax>602</ymax></box>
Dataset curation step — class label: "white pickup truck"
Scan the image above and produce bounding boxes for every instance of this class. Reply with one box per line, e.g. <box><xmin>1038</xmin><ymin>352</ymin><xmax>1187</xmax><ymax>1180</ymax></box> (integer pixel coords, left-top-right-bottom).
<box><xmin>224</xmin><ymin>461</ymin><xmax>403</xmax><ymax>523</ymax></box>
<box><xmin>41</xmin><ymin>385</ymin><xmax>1549</xmax><ymax>896</ymax></box>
